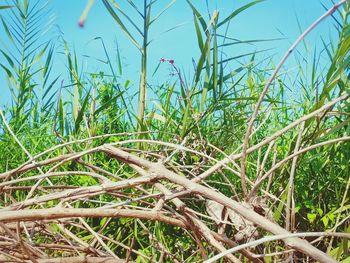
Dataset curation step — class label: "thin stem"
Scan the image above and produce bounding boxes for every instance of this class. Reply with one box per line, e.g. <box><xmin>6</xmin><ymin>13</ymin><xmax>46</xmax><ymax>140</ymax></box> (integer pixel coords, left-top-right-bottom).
<box><xmin>0</xmin><ymin>208</ymin><xmax>186</xmax><ymax>229</ymax></box>
<box><xmin>285</xmin><ymin>122</ymin><xmax>304</xmax><ymax>232</ymax></box>
<box><xmin>137</xmin><ymin>0</ymin><xmax>148</xmax><ymax>136</ymax></box>
<box><xmin>248</xmin><ymin>136</ymin><xmax>350</xmax><ymax>199</ymax></box>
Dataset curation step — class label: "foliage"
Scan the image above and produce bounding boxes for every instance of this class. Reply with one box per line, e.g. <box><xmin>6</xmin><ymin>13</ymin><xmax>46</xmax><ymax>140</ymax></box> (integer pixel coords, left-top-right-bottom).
<box><xmin>0</xmin><ymin>0</ymin><xmax>349</xmax><ymax>262</ymax></box>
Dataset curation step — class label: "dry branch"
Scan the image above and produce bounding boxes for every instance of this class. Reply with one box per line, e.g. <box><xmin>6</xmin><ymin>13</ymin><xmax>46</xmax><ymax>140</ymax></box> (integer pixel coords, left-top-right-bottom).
<box><xmin>0</xmin><ymin>208</ymin><xmax>186</xmax><ymax>228</ymax></box>
<box><xmin>102</xmin><ymin>145</ymin><xmax>337</xmax><ymax>262</ymax></box>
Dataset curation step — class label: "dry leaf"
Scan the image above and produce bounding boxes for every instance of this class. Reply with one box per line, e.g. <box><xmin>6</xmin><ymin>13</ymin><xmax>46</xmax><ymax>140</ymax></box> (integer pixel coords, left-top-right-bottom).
<box><xmin>252</xmin><ymin>196</ymin><xmax>275</xmax><ymax>222</ymax></box>
<box><xmin>206</xmin><ymin>200</ymin><xmax>224</xmax><ymax>224</ymax></box>
<box><xmin>227</xmin><ymin>203</ymin><xmax>258</xmax><ymax>242</ymax></box>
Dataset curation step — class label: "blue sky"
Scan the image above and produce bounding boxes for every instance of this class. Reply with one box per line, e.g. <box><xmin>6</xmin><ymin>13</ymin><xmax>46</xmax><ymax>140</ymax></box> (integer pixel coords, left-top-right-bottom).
<box><xmin>0</xmin><ymin>0</ymin><xmax>340</xmax><ymax>105</ymax></box>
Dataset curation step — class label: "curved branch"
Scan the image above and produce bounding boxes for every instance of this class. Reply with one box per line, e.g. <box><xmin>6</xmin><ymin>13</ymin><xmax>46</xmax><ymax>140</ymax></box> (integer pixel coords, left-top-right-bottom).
<box><xmin>205</xmin><ymin>232</ymin><xmax>350</xmax><ymax>263</ymax></box>
<box><xmin>248</xmin><ymin>136</ymin><xmax>350</xmax><ymax>199</ymax></box>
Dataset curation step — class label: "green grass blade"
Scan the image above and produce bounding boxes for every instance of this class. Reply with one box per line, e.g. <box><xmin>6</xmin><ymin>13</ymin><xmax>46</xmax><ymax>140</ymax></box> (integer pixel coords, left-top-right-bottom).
<box><xmin>217</xmin><ymin>0</ymin><xmax>263</xmax><ymax>28</ymax></box>
<box><xmin>0</xmin><ymin>6</ymin><xmax>13</xmax><ymax>10</ymax></box>
<box><xmin>102</xmin><ymin>0</ymin><xmax>141</xmax><ymax>50</ymax></box>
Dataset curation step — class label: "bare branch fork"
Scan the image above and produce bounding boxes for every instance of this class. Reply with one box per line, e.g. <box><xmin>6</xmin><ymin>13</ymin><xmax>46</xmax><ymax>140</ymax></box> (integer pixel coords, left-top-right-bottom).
<box><xmin>100</xmin><ymin>145</ymin><xmax>338</xmax><ymax>263</ymax></box>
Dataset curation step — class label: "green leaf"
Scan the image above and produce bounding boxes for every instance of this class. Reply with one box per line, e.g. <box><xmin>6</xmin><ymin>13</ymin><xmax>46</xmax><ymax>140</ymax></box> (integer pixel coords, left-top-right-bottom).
<box><xmin>195</xmin><ymin>36</ymin><xmax>210</xmax><ymax>84</ymax></box>
<box><xmin>273</xmin><ymin>190</ymin><xmax>287</xmax><ymax>222</ymax></box>
<box><xmin>212</xmin><ymin>21</ymin><xmax>218</xmax><ymax>100</ymax></box>
<box><xmin>100</xmin><ymin>217</ymin><xmax>107</xmax><ymax>227</ymax></box>
<box><xmin>217</xmin><ymin>0</ymin><xmax>263</xmax><ymax>28</ymax></box>
<box><xmin>74</xmin><ymin>90</ymin><xmax>90</xmax><ymax>133</ymax></box>
<box><xmin>321</xmin><ymin>215</ymin><xmax>329</xmax><ymax>228</ymax></box>
<box><xmin>94</xmin><ymin>92</ymin><xmax>123</xmax><ymax>116</ymax></box>
<box><xmin>152</xmin><ymin>60</ymin><xmax>162</xmax><ymax>77</ymax></box>
<box><xmin>102</xmin><ymin>0</ymin><xmax>141</xmax><ymax>50</ymax></box>
<box><xmin>193</xmin><ymin>14</ymin><xmax>204</xmax><ymax>50</ymax></box>
<box><xmin>58</xmin><ymin>95</ymin><xmax>65</xmax><ymax>135</ymax></box>
<box><xmin>1</xmin><ymin>64</ymin><xmax>14</xmax><ymax>81</ymax></box>
<box><xmin>150</xmin><ymin>0</ymin><xmax>176</xmax><ymax>26</ymax></box>
<box><xmin>116</xmin><ymin>42</ymin><xmax>123</xmax><ymax>75</ymax></box>
<box><xmin>0</xmin><ymin>50</ymin><xmax>14</xmax><ymax>68</ymax></box>
<box><xmin>186</xmin><ymin>0</ymin><xmax>207</xmax><ymax>32</ymax></box>
<box><xmin>1</xmin><ymin>17</ymin><xmax>15</xmax><ymax>44</ymax></box>
<box><xmin>307</xmin><ymin>213</ymin><xmax>317</xmax><ymax>223</ymax></box>
<box><xmin>0</xmin><ymin>5</ymin><xmax>13</xmax><ymax>10</ymax></box>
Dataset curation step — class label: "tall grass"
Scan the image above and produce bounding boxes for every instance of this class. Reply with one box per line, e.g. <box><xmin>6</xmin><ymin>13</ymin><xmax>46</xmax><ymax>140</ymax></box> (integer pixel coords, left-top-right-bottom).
<box><xmin>0</xmin><ymin>0</ymin><xmax>349</xmax><ymax>262</ymax></box>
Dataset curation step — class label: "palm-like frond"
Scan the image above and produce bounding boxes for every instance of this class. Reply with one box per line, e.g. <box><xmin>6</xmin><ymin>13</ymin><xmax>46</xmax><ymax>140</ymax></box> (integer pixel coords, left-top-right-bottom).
<box><xmin>0</xmin><ymin>0</ymin><xmax>54</xmax><ymax>128</ymax></box>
